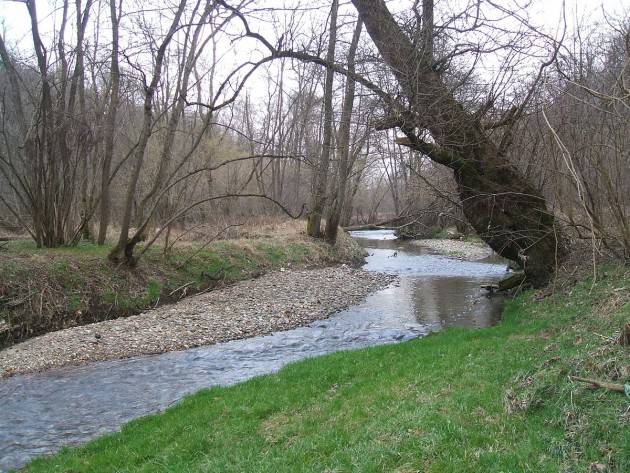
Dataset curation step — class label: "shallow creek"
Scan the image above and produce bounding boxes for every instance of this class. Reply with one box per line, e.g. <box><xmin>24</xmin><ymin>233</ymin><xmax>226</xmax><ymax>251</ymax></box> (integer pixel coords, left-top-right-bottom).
<box><xmin>0</xmin><ymin>230</ymin><xmax>508</xmax><ymax>471</ymax></box>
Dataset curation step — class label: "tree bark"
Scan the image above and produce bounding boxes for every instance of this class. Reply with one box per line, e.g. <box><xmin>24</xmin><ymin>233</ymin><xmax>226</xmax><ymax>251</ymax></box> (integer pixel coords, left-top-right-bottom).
<box><xmin>351</xmin><ymin>0</ymin><xmax>565</xmax><ymax>287</ymax></box>
<box><xmin>306</xmin><ymin>0</ymin><xmax>338</xmax><ymax>237</ymax></box>
<box><xmin>108</xmin><ymin>0</ymin><xmax>187</xmax><ymax>264</ymax></box>
<box><xmin>325</xmin><ymin>19</ymin><xmax>362</xmax><ymax>243</ymax></box>
<box><xmin>97</xmin><ymin>0</ymin><xmax>120</xmax><ymax>245</ymax></box>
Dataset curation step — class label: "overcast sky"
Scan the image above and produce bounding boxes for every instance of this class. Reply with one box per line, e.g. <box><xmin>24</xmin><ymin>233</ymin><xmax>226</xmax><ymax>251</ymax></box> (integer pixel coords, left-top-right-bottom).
<box><xmin>2</xmin><ymin>0</ymin><xmax>628</xmax><ymax>45</ymax></box>
<box><xmin>1</xmin><ymin>0</ymin><xmax>628</xmax><ymax>107</ymax></box>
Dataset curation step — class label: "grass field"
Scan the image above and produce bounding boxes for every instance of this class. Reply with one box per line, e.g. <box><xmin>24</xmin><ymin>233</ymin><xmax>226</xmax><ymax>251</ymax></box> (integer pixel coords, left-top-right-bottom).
<box><xmin>24</xmin><ymin>265</ymin><xmax>629</xmax><ymax>472</ymax></box>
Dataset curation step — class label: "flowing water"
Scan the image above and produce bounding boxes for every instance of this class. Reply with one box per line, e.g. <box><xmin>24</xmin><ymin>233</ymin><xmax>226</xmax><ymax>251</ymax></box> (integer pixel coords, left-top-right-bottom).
<box><xmin>0</xmin><ymin>230</ymin><xmax>508</xmax><ymax>471</ymax></box>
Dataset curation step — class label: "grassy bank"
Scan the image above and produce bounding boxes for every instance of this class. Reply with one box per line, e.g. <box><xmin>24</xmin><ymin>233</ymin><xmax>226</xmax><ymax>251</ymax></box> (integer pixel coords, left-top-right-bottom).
<box><xmin>0</xmin><ymin>222</ymin><xmax>364</xmax><ymax>346</ymax></box>
<box><xmin>25</xmin><ymin>266</ymin><xmax>629</xmax><ymax>472</ymax></box>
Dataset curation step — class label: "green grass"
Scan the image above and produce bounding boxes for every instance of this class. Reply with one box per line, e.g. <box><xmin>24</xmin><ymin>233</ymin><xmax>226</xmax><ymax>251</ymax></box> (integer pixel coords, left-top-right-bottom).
<box><xmin>0</xmin><ymin>231</ymin><xmax>363</xmax><ymax>346</ymax></box>
<box><xmin>25</xmin><ymin>266</ymin><xmax>630</xmax><ymax>472</ymax></box>
<box><xmin>463</xmin><ymin>234</ymin><xmax>484</xmax><ymax>243</ymax></box>
<box><xmin>430</xmin><ymin>227</ymin><xmax>452</xmax><ymax>239</ymax></box>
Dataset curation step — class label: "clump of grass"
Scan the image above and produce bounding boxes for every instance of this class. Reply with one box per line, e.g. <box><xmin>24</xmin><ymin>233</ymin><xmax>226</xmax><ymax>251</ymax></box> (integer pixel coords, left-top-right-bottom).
<box><xmin>146</xmin><ymin>280</ymin><xmax>161</xmax><ymax>302</ymax></box>
<box><xmin>25</xmin><ymin>265</ymin><xmax>629</xmax><ymax>472</ymax></box>
<box><xmin>429</xmin><ymin>226</ymin><xmax>451</xmax><ymax>239</ymax></box>
<box><xmin>464</xmin><ymin>234</ymin><xmax>484</xmax><ymax>243</ymax></box>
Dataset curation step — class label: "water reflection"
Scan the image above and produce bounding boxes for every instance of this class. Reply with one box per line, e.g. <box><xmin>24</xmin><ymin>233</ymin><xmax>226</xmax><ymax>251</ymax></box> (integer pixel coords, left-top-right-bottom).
<box><xmin>351</xmin><ymin>230</ymin><xmax>506</xmax><ymax>330</ymax></box>
<box><xmin>412</xmin><ymin>277</ymin><xmax>502</xmax><ymax>329</ymax></box>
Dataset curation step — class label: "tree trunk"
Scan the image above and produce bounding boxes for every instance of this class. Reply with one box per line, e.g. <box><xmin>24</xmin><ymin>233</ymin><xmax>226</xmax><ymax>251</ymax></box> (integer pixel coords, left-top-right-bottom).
<box><xmin>341</xmin><ymin>142</ymin><xmax>368</xmax><ymax>227</ymax></box>
<box><xmin>108</xmin><ymin>0</ymin><xmax>187</xmax><ymax>264</ymax></box>
<box><xmin>97</xmin><ymin>0</ymin><xmax>120</xmax><ymax>245</ymax></box>
<box><xmin>325</xmin><ymin>19</ymin><xmax>362</xmax><ymax>243</ymax></box>
<box><xmin>351</xmin><ymin>0</ymin><xmax>565</xmax><ymax>287</ymax></box>
<box><xmin>306</xmin><ymin>0</ymin><xmax>338</xmax><ymax>237</ymax></box>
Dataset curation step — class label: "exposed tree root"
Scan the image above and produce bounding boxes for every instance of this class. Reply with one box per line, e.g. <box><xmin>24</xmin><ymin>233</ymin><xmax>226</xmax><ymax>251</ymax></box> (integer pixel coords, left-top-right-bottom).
<box><xmin>498</xmin><ymin>271</ymin><xmax>527</xmax><ymax>291</ymax></box>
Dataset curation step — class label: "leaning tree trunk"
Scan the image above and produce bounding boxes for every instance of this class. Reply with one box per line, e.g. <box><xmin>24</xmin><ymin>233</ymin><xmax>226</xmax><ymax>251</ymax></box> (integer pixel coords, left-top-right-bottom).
<box><xmin>352</xmin><ymin>0</ymin><xmax>564</xmax><ymax>287</ymax></box>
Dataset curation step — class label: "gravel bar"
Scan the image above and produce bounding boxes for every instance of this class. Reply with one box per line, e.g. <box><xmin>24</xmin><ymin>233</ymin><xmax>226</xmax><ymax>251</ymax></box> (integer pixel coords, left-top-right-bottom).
<box><xmin>0</xmin><ymin>266</ymin><xmax>394</xmax><ymax>377</ymax></box>
<box><xmin>412</xmin><ymin>239</ymin><xmax>494</xmax><ymax>260</ymax></box>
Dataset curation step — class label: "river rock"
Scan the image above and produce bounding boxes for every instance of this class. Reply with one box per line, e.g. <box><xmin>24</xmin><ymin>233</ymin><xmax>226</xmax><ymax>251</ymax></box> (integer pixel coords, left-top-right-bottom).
<box><xmin>0</xmin><ymin>266</ymin><xmax>394</xmax><ymax>377</ymax></box>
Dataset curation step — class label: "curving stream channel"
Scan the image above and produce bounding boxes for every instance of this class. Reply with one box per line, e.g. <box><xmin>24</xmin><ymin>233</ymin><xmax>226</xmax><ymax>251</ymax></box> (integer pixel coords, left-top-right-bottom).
<box><xmin>0</xmin><ymin>230</ymin><xmax>508</xmax><ymax>471</ymax></box>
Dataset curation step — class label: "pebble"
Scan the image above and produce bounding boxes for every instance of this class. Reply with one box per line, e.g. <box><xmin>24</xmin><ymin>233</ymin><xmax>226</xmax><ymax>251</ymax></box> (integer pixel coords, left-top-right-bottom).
<box><xmin>0</xmin><ymin>266</ymin><xmax>394</xmax><ymax>377</ymax></box>
<box><xmin>411</xmin><ymin>239</ymin><xmax>493</xmax><ymax>260</ymax></box>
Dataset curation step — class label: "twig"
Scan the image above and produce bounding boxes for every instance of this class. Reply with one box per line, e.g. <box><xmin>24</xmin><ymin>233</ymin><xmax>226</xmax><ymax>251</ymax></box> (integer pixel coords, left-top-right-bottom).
<box><xmin>176</xmin><ymin>224</ymin><xmax>242</xmax><ymax>268</ymax></box>
<box><xmin>592</xmin><ymin>332</ymin><xmax>616</xmax><ymax>342</ymax></box>
<box><xmin>570</xmin><ymin>376</ymin><xmax>625</xmax><ymax>393</ymax></box>
<box><xmin>168</xmin><ymin>281</ymin><xmax>196</xmax><ymax>297</ymax></box>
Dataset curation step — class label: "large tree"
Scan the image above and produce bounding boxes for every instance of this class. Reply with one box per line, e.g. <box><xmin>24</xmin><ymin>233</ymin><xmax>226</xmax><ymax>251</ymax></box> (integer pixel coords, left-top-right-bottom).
<box><xmin>348</xmin><ymin>0</ymin><xmax>564</xmax><ymax>287</ymax></box>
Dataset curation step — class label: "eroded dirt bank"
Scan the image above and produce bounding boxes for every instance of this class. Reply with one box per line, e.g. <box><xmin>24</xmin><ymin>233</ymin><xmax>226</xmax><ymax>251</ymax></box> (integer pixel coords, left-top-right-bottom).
<box><xmin>1</xmin><ymin>222</ymin><xmax>366</xmax><ymax>347</ymax></box>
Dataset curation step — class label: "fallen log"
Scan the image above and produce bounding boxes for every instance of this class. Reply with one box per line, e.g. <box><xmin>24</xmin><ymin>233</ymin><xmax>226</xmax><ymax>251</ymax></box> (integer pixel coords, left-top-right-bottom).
<box><xmin>342</xmin><ymin>215</ymin><xmax>409</xmax><ymax>232</ymax></box>
<box><xmin>498</xmin><ymin>271</ymin><xmax>526</xmax><ymax>291</ymax></box>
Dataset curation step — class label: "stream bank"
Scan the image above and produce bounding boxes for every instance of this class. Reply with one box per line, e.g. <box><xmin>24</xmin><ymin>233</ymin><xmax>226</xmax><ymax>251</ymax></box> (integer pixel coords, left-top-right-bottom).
<box><xmin>0</xmin><ymin>222</ymin><xmax>364</xmax><ymax>347</ymax></box>
<box><xmin>17</xmin><ymin>244</ymin><xmax>630</xmax><ymax>472</ymax></box>
<box><xmin>410</xmin><ymin>237</ymin><xmax>494</xmax><ymax>260</ymax></box>
<box><xmin>0</xmin><ymin>229</ymin><xmax>509</xmax><ymax>471</ymax></box>
<box><xmin>0</xmin><ymin>266</ymin><xmax>392</xmax><ymax>377</ymax></box>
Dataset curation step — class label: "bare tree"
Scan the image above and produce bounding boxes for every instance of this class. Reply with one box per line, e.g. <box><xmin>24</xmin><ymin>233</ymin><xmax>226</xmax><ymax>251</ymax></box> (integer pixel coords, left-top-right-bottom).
<box><xmin>508</xmin><ymin>21</ymin><xmax>630</xmax><ymax>262</ymax></box>
<box><xmin>108</xmin><ymin>0</ymin><xmax>188</xmax><ymax>263</ymax></box>
<box><xmin>97</xmin><ymin>0</ymin><xmax>121</xmax><ymax>245</ymax></box>
<box><xmin>306</xmin><ymin>0</ymin><xmax>338</xmax><ymax>237</ymax></box>
<box><xmin>325</xmin><ymin>18</ymin><xmax>363</xmax><ymax>243</ymax></box>
<box><xmin>348</xmin><ymin>0</ymin><xmax>564</xmax><ymax>286</ymax></box>
<box><xmin>0</xmin><ymin>0</ymin><xmax>96</xmax><ymax>247</ymax></box>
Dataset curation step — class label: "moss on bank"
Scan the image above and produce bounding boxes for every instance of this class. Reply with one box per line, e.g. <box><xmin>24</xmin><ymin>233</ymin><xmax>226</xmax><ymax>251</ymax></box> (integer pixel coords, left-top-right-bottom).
<box><xmin>25</xmin><ymin>265</ymin><xmax>629</xmax><ymax>472</ymax></box>
<box><xmin>0</xmin><ymin>229</ymin><xmax>364</xmax><ymax>347</ymax></box>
